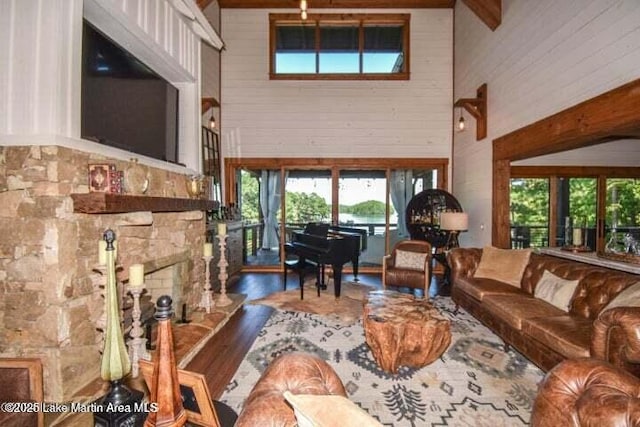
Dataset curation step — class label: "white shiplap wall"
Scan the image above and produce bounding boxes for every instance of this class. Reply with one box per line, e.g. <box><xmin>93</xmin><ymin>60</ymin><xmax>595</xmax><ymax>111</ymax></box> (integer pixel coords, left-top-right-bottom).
<box><xmin>0</xmin><ymin>0</ymin><xmax>220</xmax><ymax>173</ymax></box>
<box><xmin>453</xmin><ymin>0</ymin><xmax>640</xmax><ymax>247</ymax></box>
<box><xmin>220</xmin><ymin>9</ymin><xmax>453</xmax><ymax>159</ymax></box>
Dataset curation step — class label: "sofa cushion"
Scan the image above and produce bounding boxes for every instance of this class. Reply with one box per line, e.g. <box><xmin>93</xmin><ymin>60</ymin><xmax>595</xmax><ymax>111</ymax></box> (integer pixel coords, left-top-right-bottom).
<box><xmin>284</xmin><ymin>391</ymin><xmax>383</xmax><ymax>427</ymax></box>
<box><xmin>474</xmin><ymin>246</ymin><xmax>532</xmax><ymax>288</ymax></box>
<box><xmin>534</xmin><ymin>270</ymin><xmax>580</xmax><ymax>312</ymax></box>
<box><xmin>602</xmin><ymin>281</ymin><xmax>640</xmax><ymax>311</ymax></box>
<box><xmin>522</xmin><ymin>316</ymin><xmax>591</xmax><ymax>359</ymax></box>
<box><xmin>395</xmin><ymin>249</ymin><xmax>428</xmax><ymax>271</ymax></box>
<box><xmin>455</xmin><ymin>276</ymin><xmax>527</xmax><ymax>301</ymax></box>
<box><xmin>483</xmin><ymin>294</ymin><xmax>566</xmax><ymax>330</ymax></box>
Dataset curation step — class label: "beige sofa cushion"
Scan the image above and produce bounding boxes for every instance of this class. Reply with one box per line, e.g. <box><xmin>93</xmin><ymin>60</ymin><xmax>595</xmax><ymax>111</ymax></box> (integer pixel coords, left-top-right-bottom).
<box><xmin>603</xmin><ymin>281</ymin><xmax>640</xmax><ymax>311</ymax></box>
<box><xmin>284</xmin><ymin>391</ymin><xmax>383</xmax><ymax>427</ymax></box>
<box><xmin>473</xmin><ymin>246</ymin><xmax>532</xmax><ymax>287</ymax></box>
<box><xmin>534</xmin><ymin>270</ymin><xmax>580</xmax><ymax>312</ymax></box>
<box><xmin>395</xmin><ymin>250</ymin><xmax>428</xmax><ymax>271</ymax></box>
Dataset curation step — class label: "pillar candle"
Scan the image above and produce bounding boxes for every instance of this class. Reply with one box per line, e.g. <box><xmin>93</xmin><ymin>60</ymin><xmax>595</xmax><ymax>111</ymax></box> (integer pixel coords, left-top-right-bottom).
<box><xmin>573</xmin><ymin>228</ymin><xmax>583</xmax><ymax>247</ymax></box>
<box><xmin>204</xmin><ymin>242</ymin><xmax>213</xmax><ymax>257</ymax></box>
<box><xmin>129</xmin><ymin>263</ymin><xmax>144</xmax><ymax>288</ymax></box>
<box><xmin>217</xmin><ymin>222</ymin><xmax>227</xmax><ymax>235</ymax></box>
<box><xmin>98</xmin><ymin>240</ymin><xmax>107</xmax><ymax>265</ymax></box>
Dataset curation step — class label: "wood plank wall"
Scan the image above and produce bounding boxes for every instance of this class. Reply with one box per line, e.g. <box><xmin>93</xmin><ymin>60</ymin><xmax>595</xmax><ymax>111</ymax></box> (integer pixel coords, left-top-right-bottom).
<box><xmin>219</xmin><ymin>9</ymin><xmax>453</xmax><ymax>160</ymax></box>
<box><xmin>453</xmin><ymin>0</ymin><xmax>640</xmax><ymax>248</ymax></box>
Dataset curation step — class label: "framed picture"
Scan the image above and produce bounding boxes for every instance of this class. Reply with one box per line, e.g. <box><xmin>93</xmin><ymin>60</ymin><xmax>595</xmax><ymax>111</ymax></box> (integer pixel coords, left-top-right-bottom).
<box><xmin>139</xmin><ymin>360</ymin><xmax>221</xmax><ymax>427</ymax></box>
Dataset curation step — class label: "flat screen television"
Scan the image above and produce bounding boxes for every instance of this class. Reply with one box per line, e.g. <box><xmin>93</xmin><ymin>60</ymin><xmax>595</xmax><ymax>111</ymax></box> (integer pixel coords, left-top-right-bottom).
<box><xmin>81</xmin><ymin>21</ymin><xmax>180</xmax><ymax>164</ymax></box>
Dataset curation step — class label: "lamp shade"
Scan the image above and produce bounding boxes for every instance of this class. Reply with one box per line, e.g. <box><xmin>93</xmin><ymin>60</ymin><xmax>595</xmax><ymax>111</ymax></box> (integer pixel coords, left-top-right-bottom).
<box><xmin>440</xmin><ymin>212</ymin><xmax>468</xmax><ymax>231</ymax></box>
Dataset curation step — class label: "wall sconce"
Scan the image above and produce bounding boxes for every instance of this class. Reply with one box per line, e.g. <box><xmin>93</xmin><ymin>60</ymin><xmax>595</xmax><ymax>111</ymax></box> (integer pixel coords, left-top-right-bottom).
<box><xmin>300</xmin><ymin>0</ymin><xmax>308</xmax><ymax>20</ymax></box>
<box><xmin>209</xmin><ymin>114</ymin><xmax>216</xmax><ymax>130</ymax></box>
<box><xmin>454</xmin><ymin>83</ymin><xmax>487</xmax><ymax>140</ymax></box>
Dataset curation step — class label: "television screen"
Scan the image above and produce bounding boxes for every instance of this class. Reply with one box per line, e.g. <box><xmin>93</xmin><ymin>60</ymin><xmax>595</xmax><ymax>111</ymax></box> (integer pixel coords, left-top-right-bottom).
<box><xmin>81</xmin><ymin>21</ymin><xmax>179</xmax><ymax>164</ymax></box>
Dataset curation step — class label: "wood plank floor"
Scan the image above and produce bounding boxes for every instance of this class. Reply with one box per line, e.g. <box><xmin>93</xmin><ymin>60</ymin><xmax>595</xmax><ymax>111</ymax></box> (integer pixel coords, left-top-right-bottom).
<box><xmin>185</xmin><ymin>272</ymin><xmax>382</xmax><ymax>399</ymax></box>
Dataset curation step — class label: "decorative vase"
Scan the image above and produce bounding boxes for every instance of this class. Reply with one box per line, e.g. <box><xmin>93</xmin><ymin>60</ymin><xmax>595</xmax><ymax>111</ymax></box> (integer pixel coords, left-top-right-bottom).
<box><xmin>124</xmin><ymin>158</ymin><xmax>150</xmax><ymax>195</ymax></box>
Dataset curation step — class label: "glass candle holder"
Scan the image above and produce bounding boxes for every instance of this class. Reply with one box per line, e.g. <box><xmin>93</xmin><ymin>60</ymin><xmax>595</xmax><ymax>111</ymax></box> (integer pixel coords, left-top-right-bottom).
<box><xmin>186</xmin><ymin>175</ymin><xmax>204</xmax><ymax>199</ymax></box>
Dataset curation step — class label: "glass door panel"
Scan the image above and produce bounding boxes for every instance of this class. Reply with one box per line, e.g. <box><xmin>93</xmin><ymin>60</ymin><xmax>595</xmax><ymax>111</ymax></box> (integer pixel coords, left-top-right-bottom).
<box><xmin>284</xmin><ymin>170</ymin><xmax>332</xmax><ymax>241</ymax></box>
<box><xmin>605</xmin><ymin>178</ymin><xmax>640</xmax><ymax>253</ymax></box>
<box><xmin>338</xmin><ymin>170</ymin><xmax>386</xmax><ymax>266</ymax></box>
<box><xmin>238</xmin><ymin>169</ymin><xmax>282</xmax><ymax>266</ymax></box>
<box><xmin>510</xmin><ymin>178</ymin><xmax>550</xmax><ymax>248</ymax></box>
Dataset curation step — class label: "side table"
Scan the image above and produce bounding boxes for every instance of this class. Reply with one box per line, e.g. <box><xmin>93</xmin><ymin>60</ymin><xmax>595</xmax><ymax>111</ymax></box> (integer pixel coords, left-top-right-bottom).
<box><xmin>432</xmin><ymin>252</ymin><xmax>452</xmax><ymax>296</ymax></box>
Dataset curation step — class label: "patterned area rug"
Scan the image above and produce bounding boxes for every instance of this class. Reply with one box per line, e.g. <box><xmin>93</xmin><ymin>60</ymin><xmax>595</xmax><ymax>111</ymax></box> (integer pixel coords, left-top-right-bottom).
<box><xmin>247</xmin><ymin>280</ymin><xmax>375</xmax><ymax>325</ymax></box>
<box><xmin>221</xmin><ymin>297</ymin><xmax>544</xmax><ymax>426</ymax></box>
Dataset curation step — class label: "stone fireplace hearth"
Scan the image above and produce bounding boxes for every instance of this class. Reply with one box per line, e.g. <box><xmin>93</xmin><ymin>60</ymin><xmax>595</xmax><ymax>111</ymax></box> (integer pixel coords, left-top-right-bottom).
<box><xmin>0</xmin><ymin>145</ymin><xmax>214</xmax><ymax>402</ymax></box>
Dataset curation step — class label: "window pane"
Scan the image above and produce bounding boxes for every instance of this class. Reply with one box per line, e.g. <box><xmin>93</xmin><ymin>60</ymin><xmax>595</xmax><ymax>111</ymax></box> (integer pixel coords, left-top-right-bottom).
<box><xmin>275</xmin><ymin>24</ymin><xmax>316</xmax><ymax>74</ymax></box>
<box><xmin>510</xmin><ymin>178</ymin><xmax>549</xmax><ymax>248</ymax></box>
<box><xmin>319</xmin><ymin>53</ymin><xmax>359</xmax><ymax>73</ymax></box>
<box><xmin>363</xmin><ymin>24</ymin><xmax>404</xmax><ymax>73</ymax></box>
<box><xmin>319</xmin><ymin>24</ymin><xmax>359</xmax><ymax>74</ymax></box>
<box><xmin>285</xmin><ymin>170</ymin><xmax>332</xmax><ymax>228</ymax></box>
<box><xmin>275</xmin><ymin>53</ymin><xmax>316</xmax><ymax>74</ymax></box>
<box><xmin>339</xmin><ymin>170</ymin><xmax>386</xmax><ymax>266</ymax></box>
<box><xmin>565</xmin><ymin>178</ymin><xmax>597</xmax><ymax>248</ymax></box>
<box><xmin>363</xmin><ymin>53</ymin><xmax>403</xmax><ymax>73</ymax></box>
<box><xmin>605</xmin><ymin>178</ymin><xmax>640</xmax><ymax>253</ymax></box>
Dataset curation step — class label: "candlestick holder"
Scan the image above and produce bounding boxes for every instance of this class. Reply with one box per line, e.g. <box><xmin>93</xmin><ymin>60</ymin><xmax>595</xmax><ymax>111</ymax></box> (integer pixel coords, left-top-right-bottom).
<box><xmin>217</xmin><ymin>233</ymin><xmax>232</xmax><ymax>307</ymax></box>
<box><xmin>127</xmin><ymin>286</ymin><xmax>150</xmax><ymax>378</ymax></box>
<box><xmin>198</xmin><ymin>255</ymin><xmax>215</xmax><ymax>313</ymax></box>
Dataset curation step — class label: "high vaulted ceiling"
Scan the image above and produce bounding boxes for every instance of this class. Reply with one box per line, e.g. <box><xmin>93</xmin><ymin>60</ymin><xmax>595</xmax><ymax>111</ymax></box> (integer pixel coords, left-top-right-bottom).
<box><xmin>199</xmin><ymin>0</ymin><xmax>501</xmax><ymax>31</ymax></box>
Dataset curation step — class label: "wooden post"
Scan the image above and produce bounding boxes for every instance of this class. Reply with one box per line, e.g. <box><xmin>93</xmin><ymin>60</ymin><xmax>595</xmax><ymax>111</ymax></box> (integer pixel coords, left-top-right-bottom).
<box><xmin>144</xmin><ymin>296</ymin><xmax>187</xmax><ymax>427</ymax></box>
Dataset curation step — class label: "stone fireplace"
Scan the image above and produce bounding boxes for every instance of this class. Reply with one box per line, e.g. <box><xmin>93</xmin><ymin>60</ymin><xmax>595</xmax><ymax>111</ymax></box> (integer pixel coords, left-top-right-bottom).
<box><xmin>0</xmin><ymin>145</ymin><xmax>213</xmax><ymax>402</ymax></box>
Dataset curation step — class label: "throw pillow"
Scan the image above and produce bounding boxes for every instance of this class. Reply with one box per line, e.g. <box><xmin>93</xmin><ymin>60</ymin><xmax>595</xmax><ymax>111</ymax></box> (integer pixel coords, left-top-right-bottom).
<box><xmin>534</xmin><ymin>270</ymin><xmax>580</xmax><ymax>312</ymax></box>
<box><xmin>283</xmin><ymin>391</ymin><xmax>383</xmax><ymax>427</ymax></box>
<box><xmin>394</xmin><ymin>249</ymin><xmax>428</xmax><ymax>271</ymax></box>
<box><xmin>473</xmin><ymin>246</ymin><xmax>532</xmax><ymax>287</ymax></box>
<box><xmin>602</xmin><ymin>281</ymin><xmax>640</xmax><ymax>311</ymax></box>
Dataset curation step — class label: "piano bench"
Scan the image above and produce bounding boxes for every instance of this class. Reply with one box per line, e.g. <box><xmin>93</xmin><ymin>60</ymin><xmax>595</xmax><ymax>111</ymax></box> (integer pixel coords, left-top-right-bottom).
<box><xmin>284</xmin><ymin>258</ymin><xmax>321</xmax><ymax>299</ymax></box>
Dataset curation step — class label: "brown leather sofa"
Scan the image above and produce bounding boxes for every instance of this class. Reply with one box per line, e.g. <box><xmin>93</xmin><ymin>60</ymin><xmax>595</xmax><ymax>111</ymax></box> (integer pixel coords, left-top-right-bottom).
<box><xmin>235</xmin><ymin>352</ymin><xmax>347</xmax><ymax>427</ymax></box>
<box><xmin>531</xmin><ymin>358</ymin><xmax>640</xmax><ymax>426</ymax></box>
<box><xmin>448</xmin><ymin>248</ymin><xmax>640</xmax><ymax>375</ymax></box>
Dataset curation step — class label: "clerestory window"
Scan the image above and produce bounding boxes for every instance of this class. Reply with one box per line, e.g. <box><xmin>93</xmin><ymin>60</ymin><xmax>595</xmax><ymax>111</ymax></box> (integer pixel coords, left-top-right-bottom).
<box><xmin>269</xmin><ymin>14</ymin><xmax>410</xmax><ymax>80</ymax></box>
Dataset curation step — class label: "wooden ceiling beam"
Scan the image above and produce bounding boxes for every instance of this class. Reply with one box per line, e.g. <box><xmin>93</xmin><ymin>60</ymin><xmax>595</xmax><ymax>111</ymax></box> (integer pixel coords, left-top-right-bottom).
<box><xmin>196</xmin><ymin>0</ymin><xmax>216</xmax><ymax>9</ymax></box>
<box><xmin>218</xmin><ymin>0</ymin><xmax>454</xmax><ymax>8</ymax></box>
<box><xmin>493</xmin><ymin>78</ymin><xmax>640</xmax><ymax>162</ymax></box>
<box><xmin>461</xmin><ymin>0</ymin><xmax>501</xmax><ymax>31</ymax></box>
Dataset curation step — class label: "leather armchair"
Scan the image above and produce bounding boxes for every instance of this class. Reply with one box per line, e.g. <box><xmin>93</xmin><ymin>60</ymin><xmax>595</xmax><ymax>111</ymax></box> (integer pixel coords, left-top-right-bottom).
<box><xmin>382</xmin><ymin>240</ymin><xmax>432</xmax><ymax>297</ymax></box>
<box><xmin>531</xmin><ymin>358</ymin><xmax>640</xmax><ymax>427</ymax></box>
<box><xmin>236</xmin><ymin>352</ymin><xmax>346</xmax><ymax>427</ymax></box>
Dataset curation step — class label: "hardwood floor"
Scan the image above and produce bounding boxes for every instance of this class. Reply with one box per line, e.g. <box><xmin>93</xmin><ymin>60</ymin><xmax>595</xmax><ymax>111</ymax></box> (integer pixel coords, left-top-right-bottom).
<box><xmin>185</xmin><ymin>272</ymin><xmax>382</xmax><ymax>399</ymax></box>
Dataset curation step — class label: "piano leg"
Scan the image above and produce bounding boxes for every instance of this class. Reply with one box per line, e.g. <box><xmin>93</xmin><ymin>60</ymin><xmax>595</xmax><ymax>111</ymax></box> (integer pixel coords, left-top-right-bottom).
<box><xmin>332</xmin><ymin>264</ymin><xmax>343</xmax><ymax>298</ymax></box>
<box><xmin>352</xmin><ymin>256</ymin><xmax>360</xmax><ymax>282</ymax></box>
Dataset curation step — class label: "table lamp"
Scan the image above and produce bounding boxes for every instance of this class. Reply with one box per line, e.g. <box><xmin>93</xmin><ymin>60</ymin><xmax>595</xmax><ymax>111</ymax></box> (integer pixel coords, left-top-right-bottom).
<box><xmin>440</xmin><ymin>212</ymin><xmax>469</xmax><ymax>249</ymax></box>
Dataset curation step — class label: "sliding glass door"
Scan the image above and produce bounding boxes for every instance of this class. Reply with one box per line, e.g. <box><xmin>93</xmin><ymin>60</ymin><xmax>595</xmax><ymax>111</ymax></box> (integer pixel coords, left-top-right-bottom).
<box><xmin>225</xmin><ymin>158</ymin><xmax>449</xmax><ymax>271</ymax></box>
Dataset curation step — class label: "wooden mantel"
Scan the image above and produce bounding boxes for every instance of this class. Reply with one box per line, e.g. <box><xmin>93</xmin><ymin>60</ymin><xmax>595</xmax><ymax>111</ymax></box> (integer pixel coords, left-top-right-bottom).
<box><xmin>71</xmin><ymin>193</ymin><xmax>218</xmax><ymax>214</ymax></box>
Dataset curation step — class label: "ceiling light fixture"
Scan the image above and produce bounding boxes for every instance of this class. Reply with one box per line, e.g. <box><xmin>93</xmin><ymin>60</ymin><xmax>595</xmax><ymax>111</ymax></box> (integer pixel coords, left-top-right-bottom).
<box><xmin>300</xmin><ymin>0</ymin><xmax>308</xmax><ymax>20</ymax></box>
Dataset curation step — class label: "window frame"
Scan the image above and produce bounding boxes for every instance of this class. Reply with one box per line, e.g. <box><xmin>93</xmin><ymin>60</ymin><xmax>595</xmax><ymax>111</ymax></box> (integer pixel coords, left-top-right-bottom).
<box><xmin>269</xmin><ymin>13</ymin><xmax>411</xmax><ymax>80</ymax></box>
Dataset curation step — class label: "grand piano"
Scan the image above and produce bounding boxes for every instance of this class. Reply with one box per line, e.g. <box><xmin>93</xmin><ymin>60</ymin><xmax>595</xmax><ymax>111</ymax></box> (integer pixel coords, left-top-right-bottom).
<box><xmin>285</xmin><ymin>222</ymin><xmax>367</xmax><ymax>298</ymax></box>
